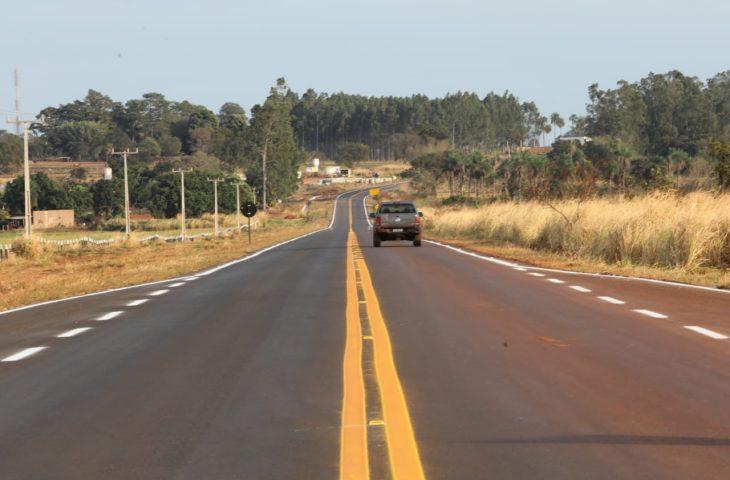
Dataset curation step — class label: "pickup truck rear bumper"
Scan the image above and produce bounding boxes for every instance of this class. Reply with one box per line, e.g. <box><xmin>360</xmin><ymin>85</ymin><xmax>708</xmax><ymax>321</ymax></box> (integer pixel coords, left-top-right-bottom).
<box><xmin>374</xmin><ymin>226</ymin><xmax>421</xmax><ymax>241</ymax></box>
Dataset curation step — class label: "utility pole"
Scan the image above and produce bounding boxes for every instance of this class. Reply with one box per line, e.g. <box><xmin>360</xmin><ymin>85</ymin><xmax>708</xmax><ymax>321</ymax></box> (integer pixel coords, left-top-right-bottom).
<box><xmin>232</xmin><ymin>173</ymin><xmax>247</xmax><ymax>233</ymax></box>
<box><xmin>6</xmin><ymin>114</ymin><xmax>43</xmax><ymax>239</ymax></box>
<box><xmin>232</xmin><ymin>182</ymin><xmax>243</xmax><ymax>232</ymax></box>
<box><xmin>207</xmin><ymin>178</ymin><xmax>224</xmax><ymax>236</ymax></box>
<box><xmin>14</xmin><ymin>68</ymin><xmax>20</xmax><ymax>135</ymax></box>
<box><xmin>110</xmin><ymin>148</ymin><xmax>138</xmax><ymax>238</ymax></box>
<box><xmin>261</xmin><ymin>145</ymin><xmax>268</xmax><ymax>213</ymax></box>
<box><xmin>173</xmin><ymin>168</ymin><xmax>192</xmax><ymax>238</ymax></box>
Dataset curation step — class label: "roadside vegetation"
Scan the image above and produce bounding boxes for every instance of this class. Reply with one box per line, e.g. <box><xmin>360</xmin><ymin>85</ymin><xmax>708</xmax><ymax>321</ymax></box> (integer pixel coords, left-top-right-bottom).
<box><xmin>0</xmin><ymin>199</ymin><xmax>332</xmax><ymax>311</ymax></box>
<box><xmin>394</xmin><ymin>70</ymin><xmax>730</xmax><ymax>288</ymax></box>
<box><xmin>422</xmin><ymin>193</ymin><xmax>730</xmax><ymax>288</ymax></box>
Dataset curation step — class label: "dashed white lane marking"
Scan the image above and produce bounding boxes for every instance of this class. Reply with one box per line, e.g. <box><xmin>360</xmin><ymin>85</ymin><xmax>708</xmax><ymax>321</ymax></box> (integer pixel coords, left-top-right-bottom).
<box><xmin>148</xmin><ymin>289</ymin><xmax>169</xmax><ymax>296</ymax></box>
<box><xmin>570</xmin><ymin>286</ymin><xmax>592</xmax><ymax>293</ymax></box>
<box><xmin>528</xmin><ymin>272</ymin><xmax>545</xmax><ymax>277</ymax></box>
<box><xmin>57</xmin><ymin>327</ymin><xmax>93</xmax><ymax>338</ymax></box>
<box><xmin>547</xmin><ymin>278</ymin><xmax>565</xmax><ymax>284</ymax></box>
<box><xmin>96</xmin><ymin>311</ymin><xmax>123</xmax><ymax>321</ymax></box>
<box><xmin>126</xmin><ymin>299</ymin><xmax>149</xmax><ymax>307</ymax></box>
<box><xmin>598</xmin><ymin>296</ymin><xmax>625</xmax><ymax>305</ymax></box>
<box><xmin>168</xmin><ymin>282</ymin><xmax>185</xmax><ymax>288</ymax></box>
<box><xmin>684</xmin><ymin>326</ymin><xmax>729</xmax><ymax>340</ymax></box>
<box><xmin>632</xmin><ymin>309</ymin><xmax>669</xmax><ymax>319</ymax></box>
<box><xmin>514</xmin><ymin>267</ymin><xmax>528</xmax><ymax>272</ymax></box>
<box><xmin>2</xmin><ymin>346</ymin><xmax>48</xmax><ymax>362</ymax></box>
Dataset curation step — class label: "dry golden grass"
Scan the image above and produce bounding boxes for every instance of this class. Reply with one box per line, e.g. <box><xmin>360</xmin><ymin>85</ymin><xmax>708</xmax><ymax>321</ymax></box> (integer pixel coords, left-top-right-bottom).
<box><xmin>0</xmin><ymin>206</ymin><xmax>331</xmax><ymax>312</ymax></box>
<box><xmin>424</xmin><ymin>191</ymin><xmax>730</xmax><ymax>288</ymax></box>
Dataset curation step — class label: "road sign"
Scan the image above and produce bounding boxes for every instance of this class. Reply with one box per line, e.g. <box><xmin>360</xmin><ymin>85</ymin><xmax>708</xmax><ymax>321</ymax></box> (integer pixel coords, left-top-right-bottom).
<box><xmin>242</xmin><ymin>201</ymin><xmax>257</xmax><ymax>218</ymax></box>
<box><xmin>242</xmin><ymin>201</ymin><xmax>257</xmax><ymax>244</ymax></box>
<box><xmin>369</xmin><ymin>188</ymin><xmax>381</xmax><ymax>197</ymax></box>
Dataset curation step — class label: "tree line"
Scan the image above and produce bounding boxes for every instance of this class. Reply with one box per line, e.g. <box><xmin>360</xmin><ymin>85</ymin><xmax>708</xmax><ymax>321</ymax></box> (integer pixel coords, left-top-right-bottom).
<box><xmin>1</xmin><ymin>165</ymin><xmax>254</xmax><ymax>223</ymax></box>
<box><xmin>580</xmin><ymin>70</ymin><xmax>730</xmax><ymax>156</ymax></box>
<box><xmin>409</xmin><ymin>137</ymin><xmax>730</xmax><ymax>203</ymax></box>
<box><xmin>2</xmin><ymin>69</ymin><xmax>729</xmax><ymax>220</ymax></box>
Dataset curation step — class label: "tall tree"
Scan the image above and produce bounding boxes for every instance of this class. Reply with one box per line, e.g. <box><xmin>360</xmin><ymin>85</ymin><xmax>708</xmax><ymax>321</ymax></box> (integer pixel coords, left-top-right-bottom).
<box><xmin>247</xmin><ymin>78</ymin><xmax>303</xmax><ymax>210</ymax></box>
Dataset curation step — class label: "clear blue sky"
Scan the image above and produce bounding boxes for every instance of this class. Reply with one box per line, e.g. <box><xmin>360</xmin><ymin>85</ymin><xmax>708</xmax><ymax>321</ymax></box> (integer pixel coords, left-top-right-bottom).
<box><xmin>3</xmin><ymin>0</ymin><xmax>729</xmax><ymax>126</ymax></box>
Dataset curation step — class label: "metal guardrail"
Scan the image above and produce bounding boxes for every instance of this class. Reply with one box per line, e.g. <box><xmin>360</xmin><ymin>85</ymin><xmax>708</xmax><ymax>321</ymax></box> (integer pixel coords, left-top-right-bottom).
<box><xmin>0</xmin><ymin>220</ymin><xmax>260</xmax><ymax>260</ymax></box>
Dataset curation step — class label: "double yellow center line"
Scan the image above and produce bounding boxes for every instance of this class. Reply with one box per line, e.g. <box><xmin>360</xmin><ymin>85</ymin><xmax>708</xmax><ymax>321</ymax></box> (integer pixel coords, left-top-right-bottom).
<box><xmin>340</xmin><ymin>199</ymin><xmax>426</xmax><ymax>480</ymax></box>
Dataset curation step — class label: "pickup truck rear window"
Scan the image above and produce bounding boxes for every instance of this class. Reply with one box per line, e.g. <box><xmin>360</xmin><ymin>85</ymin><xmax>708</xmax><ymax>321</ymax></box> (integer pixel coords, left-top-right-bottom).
<box><xmin>379</xmin><ymin>204</ymin><xmax>416</xmax><ymax>214</ymax></box>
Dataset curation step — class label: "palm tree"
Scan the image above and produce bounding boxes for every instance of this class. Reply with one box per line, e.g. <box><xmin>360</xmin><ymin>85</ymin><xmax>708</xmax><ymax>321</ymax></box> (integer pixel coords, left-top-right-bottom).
<box><xmin>550</xmin><ymin>113</ymin><xmax>565</xmax><ymax>141</ymax></box>
<box><xmin>538</xmin><ymin>116</ymin><xmax>551</xmax><ymax>147</ymax></box>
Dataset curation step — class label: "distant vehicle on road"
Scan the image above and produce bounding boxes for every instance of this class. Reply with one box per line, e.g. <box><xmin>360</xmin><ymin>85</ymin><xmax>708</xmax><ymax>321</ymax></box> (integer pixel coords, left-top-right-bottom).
<box><xmin>370</xmin><ymin>201</ymin><xmax>422</xmax><ymax>247</ymax></box>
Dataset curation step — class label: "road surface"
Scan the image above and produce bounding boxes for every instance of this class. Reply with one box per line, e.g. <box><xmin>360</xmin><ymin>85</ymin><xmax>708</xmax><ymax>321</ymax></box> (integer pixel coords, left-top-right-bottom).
<box><xmin>0</xmin><ymin>189</ymin><xmax>728</xmax><ymax>479</ymax></box>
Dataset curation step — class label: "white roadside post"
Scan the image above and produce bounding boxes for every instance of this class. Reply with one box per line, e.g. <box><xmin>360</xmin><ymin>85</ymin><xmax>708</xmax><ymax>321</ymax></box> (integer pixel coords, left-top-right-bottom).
<box><xmin>110</xmin><ymin>148</ymin><xmax>139</xmax><ymax>239</ymax></box>
<box><xmin>207</xmin><ymin>178</ymin><xmax>224</xmax><ymax>236</ymax></box>
<box><xmin>173</xmin><ymin>168</ymin><xmax>193</xmax><ymax>239</ymax></box>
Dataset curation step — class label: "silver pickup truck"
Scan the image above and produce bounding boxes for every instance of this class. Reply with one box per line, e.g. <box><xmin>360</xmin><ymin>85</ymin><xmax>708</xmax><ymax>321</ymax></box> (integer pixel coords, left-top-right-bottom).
<box><xmin>369</xmin><ymin>201</ymin><xmax>423</xmax><ymax>247</ymax></box>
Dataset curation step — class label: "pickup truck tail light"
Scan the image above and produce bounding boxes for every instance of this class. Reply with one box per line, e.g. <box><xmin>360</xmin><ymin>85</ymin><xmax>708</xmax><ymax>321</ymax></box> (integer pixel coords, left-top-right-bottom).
<box><xmin>374</xmin><ymin>216</ymin><xmax>381</xmax><ymax>226</ymax></box>
<box><xmin>414</xmin><ymin>215</ymin><xmax>420</xmax><ymax>226</ymax></box>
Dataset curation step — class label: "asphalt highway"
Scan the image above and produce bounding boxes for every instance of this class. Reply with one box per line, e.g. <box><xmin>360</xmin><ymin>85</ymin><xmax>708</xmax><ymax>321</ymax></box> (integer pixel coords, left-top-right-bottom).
<box><xmin>0</xmin><ymin>189</ymin><xmax>728</xmax><ymax>479</ymax></box>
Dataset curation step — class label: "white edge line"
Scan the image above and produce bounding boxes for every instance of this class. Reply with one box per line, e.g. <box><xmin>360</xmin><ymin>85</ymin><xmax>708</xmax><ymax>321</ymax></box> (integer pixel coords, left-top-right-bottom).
<box><xmin>57</xmin><ymin>327</ymin><xmax>93</xmax><ymax>338</ymax></box>
<box><xmin>684</xmin><ymin>326</ymin><xmax>729</xmax><ymax>340</ymax></box>
<box><xmin>168</xmin><ymin>282</ymin><xmax>185</xmax><ymax>288</ymax></box>
<box><xmin>0</xmin><ymin>189</ymin><xmax>361</xmax><ymax>318</ymax></box>
<box><xmin>422</xmin><ymin>239</ymin><xmax>730</xmax><ymax>294</ymax></box>
<box><xmin>423</xmin><ymin>240</ymin><xmax>519</xmax><ymax>268</ymax></box>
<box><xmin>2</xmin><ymin>346</ymin><xmax>48</xmax><ymax>362</ymax></box>
<box><xmin>189</xmin><ymin>189</ymin><xmax>362</xmax><ymax>277</ymax></box>
<box><xmin>632</xmin><ymin>309</ymin><xmax>669</xmax><ymax>319</ymax></box>
<box><xmin>363</xmin><ymin>194</ymin><xmax>373</xmax><ymax>227</ymax></box>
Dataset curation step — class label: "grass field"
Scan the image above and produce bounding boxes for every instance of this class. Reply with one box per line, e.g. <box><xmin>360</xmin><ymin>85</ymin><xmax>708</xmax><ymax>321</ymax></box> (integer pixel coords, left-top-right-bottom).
<box><xmin>422</xmin><ymin>191</ymin><xmax>730</xmax><ymax>288</ymax></box>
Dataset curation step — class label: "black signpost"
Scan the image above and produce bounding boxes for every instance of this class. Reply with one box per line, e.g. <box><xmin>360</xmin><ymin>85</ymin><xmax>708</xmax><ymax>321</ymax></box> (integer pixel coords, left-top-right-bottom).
<box><xmin>242</xmin><ymin>201</ymin><xmax>257</xmax><ymax>244</ymax></box>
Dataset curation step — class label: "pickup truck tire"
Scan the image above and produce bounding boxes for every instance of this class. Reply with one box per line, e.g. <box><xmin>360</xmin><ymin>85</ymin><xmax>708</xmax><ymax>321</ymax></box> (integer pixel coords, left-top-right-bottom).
<box><xmin>413</xmin><ymin>240</ymin><xmax>421</xmax><ymax>247</ymax></box>
<box><xmin>373</xmin><ymin>235</ymin><xmax>381</xmax><ymax>247</ymax></box>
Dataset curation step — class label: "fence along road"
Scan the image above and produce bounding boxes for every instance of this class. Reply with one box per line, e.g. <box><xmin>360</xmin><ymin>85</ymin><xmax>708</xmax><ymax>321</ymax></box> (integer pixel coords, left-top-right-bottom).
<box><xmin>0</xmin><ymin>188</ymin><xmax>729</xmax><ymax>479</ymax></box>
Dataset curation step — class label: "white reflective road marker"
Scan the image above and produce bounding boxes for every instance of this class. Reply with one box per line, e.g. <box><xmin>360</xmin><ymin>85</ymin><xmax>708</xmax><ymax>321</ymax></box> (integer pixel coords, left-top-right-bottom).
<box><xmin>547</xmin><ymin>278</ymin><xmax>565</xmax><ymax>284</ymax></box>
<box><xmin>632</xmin><ymin>309</ymin><xmax>669</xmax><ymax>319</ymax></box>
<box><xmin>148</xmin><ymin>289</ymin><xmax>169</xmax><ymax>296</ymax></box>
<box><xmin>528</xmin><ymin>272</ymin><xmax>545</xmax><ymax>277</ymax></box>
<box><xmin>570</xmin><ymin>286</ymin><xmax>592</xmax><ymax>293</ymax></box>
<box><xmin>126</xmin><ymin>299</ymin><xmax>149</xmax><ymax>307</ymax></box>
<box><xmin>57</xmin><ymin>327</ymin><xmax>93</xmax><ymax>338</ymax></box>
<box><xmin>684</xmin><ymin>326</ymin><xmax>729</xmax><ymax>340</ymax></box>
<box><xmin>598</xmin><ymin>296</ymin><xmax>625</xmax><ymax>305</ymax></box>
<box><xmin>168</xmin><ymin>282</ymin><xmax>185</xmax><ymax>288</ymax></box>
<box><xmin>97</xmin><ymin>311</ymin><xmax>123</xmax><ymax>321</ymax></box>
<box><xmin>2</xmin><ymin>346</ymin><xmax>48</xmax><ymax>362</ymax></box>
